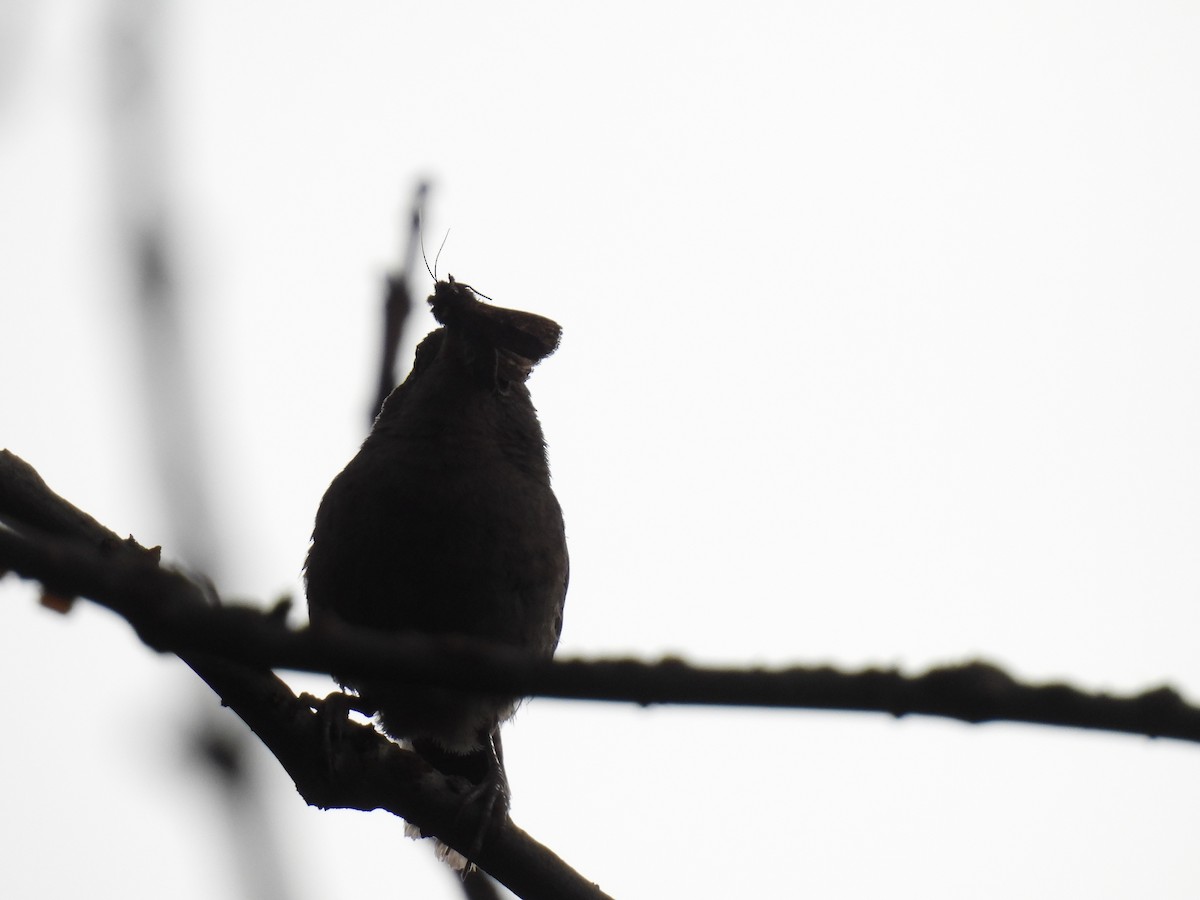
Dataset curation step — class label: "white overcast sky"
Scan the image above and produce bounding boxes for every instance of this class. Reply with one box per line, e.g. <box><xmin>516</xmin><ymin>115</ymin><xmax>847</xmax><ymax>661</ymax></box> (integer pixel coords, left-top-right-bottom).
<box><xmin>3</xmin><ymin>2</ymin><xmax>1200</xmax><ymax>898</ymax></box>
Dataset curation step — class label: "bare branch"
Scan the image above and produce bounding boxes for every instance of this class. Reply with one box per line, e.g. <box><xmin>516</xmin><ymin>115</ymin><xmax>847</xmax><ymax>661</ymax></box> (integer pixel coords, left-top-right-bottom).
<box><xmin>3</xmin><ymin>450</ymin><xmax>1197</xmax><ymax>750</ymax></box>
<box><xmin>0</xmin><ymin>450</ymin><xmax>144</xmax><ymax>550</ymax></box>
<box><xmin>0</xmin><ymin>450</ymin><xmax>609</xmax><ymax>900</ymax></box>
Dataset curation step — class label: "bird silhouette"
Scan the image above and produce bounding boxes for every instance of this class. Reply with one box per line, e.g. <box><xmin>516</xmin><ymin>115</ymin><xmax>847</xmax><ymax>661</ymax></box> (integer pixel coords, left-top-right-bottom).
<box><xmin>305</xmin><ymin>277</ymin><xmax>568</xmax><ymax>852</ymax></box>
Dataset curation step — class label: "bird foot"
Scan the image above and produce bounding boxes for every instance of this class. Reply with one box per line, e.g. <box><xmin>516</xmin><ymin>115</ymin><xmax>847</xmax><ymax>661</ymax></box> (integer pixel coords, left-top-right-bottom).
<box><xmin>405</xmin><ymin>729</ymin><xmax>509</xmax><ymax>875</ymax></box>
<box><xmin>456</xmin><ymin>730</ymin><xmax>509</xmax><ymax>874</ymax></box>
<box><xmin>302</xmin><ymin>690</ymin><xmax>376</xmax><ymax>778</ymax></box>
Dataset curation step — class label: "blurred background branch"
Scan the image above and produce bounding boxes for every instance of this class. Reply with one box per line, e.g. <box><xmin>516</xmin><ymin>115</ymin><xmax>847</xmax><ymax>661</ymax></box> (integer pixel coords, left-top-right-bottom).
<box><xmin>373</xmin><ymin>181</ymin><xmax>427</xmax><ymax>420</ymax></box>
<box><xmin>104</xmin><ymin>2</ymin><xmax>289</xmax><ymax>897</ymax></box>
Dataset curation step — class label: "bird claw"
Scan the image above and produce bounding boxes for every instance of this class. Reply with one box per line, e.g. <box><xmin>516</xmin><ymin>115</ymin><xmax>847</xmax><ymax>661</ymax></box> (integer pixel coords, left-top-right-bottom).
<box><xmin>303</xmin><ymin>690</ymin><xmax>374</xmax><ymax>778</ymax></box>
<box><xmin>457</xmin><ymin>729</ymin><xmax>509</xmax><ymax>873</ymax></box>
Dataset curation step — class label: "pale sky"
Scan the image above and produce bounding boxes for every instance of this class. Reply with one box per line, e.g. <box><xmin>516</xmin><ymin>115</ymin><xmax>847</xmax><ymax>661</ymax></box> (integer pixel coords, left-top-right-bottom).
<box><xmin>3</xmin><ymin>3</ymin><xmax>1200</xmax><ymax>898</ymax></box>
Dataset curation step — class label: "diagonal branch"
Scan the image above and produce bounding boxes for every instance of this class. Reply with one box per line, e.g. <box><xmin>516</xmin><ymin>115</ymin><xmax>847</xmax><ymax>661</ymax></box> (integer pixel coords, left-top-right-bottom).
<box><xmin>0</xmin><ymin>450</ymin><xmax>610</xmax><ymax>900</ymax></box>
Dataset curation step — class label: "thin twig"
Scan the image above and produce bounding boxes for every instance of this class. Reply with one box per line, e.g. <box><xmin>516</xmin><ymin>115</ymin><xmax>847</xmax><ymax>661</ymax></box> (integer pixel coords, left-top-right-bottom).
<box><xmin>2</xmin><ymin>450</ymin><xmax>1197</xmax><ymax>748</ymax></box>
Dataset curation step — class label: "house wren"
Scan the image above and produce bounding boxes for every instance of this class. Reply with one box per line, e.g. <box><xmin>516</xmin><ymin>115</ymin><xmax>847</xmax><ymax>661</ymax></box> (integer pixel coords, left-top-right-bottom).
<box><xmin>305</xmin><ymin>276</ymin><xmax>567</xmax><ymax>824</ymax></box>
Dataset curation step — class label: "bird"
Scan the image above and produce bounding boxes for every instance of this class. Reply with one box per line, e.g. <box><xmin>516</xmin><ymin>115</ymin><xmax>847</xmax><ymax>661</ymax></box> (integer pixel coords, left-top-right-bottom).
<box><xmin>304</xmin><ymin>276</ymin><xmax>568</xmax><ymax>846</ymax></box>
